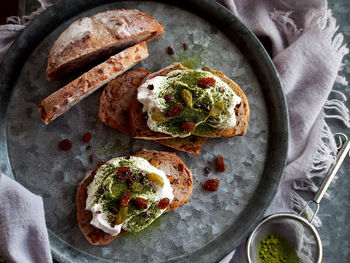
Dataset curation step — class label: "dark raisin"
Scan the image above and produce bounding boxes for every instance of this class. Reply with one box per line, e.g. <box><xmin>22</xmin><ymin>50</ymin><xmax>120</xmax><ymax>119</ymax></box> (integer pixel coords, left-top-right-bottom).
<box><xmin>183</xmin><ymin>43</ymin><xmax>189</xmax><ymax>50</ymax></box>
<box><xmin>164</xmin><ymin>94</ymin><xmax>173</xmax><ymax>101</ymax></box>
<box><xmin>144</xmin><ymin>211</ymin><xmax>151</xmax><ymax>218</ymax></box>
<box><xmin>134</xmin><ymin>197</ymin><xmax>148</xmax><ymax>209</ymax></box>
<box><xmin>126</xmin><ymin>179</ymin><xmax>134</xmax><ymax>187</ymax></box>
<box><xmin>116</xmin><ymin>167</ymin><xmax>132</xmax><ymax>180</ymax></box>
<box><xmin>141</xmin><ymin>178</ymin><xmax>146</xmax><ymax>185</ymax></box>
<box><xmin>125</xmin><ymin>154</ymin><xmax>131</xmax><ymax>160</ymax></box>
<box><xmin>82</xmin><ymin>133</ymin><xmax>91</xmax><ymax>142</ymax></box>
<box><xmin>198</xmin><ymin>77</ymin><xmax>216</xmax><ymax>89</ymax></box>
<box><xmin>147</xmin><ymin>84</ymin><xmax>154</xmax><ymax>90</ymax></box>
<box><xmin>158</xmin><ymin>198</ymin><xmax>170</xmax><ymax>209</ymax></box>
<box><xmin>203</xmin><ymin>179</ymin><xmax>220</xmax><ymax>191</ymax></box>
<box><xmin>216</xmin><ymin>154</ymin><xmax>226</xmax><ymax>172</ymax></box>
<box><xmin>182</xmin><ymin>122</ymin><xmax>196</xmax><ymax>132</ymax></box>
<box><xmin>120</xmin><ymin>190</ymin><xmax>131</xmax><ymax>207</ymax></box>
<box><xmin>201</xmin><ymin>104</ymin><xmax>211</xmax><ymax>111</ymax></box>
<box><xmin>167</xmin><ymin>46</ymin><xmax>174</xmax><ymax>55</ymax></box>
<box><xmin>104</xmin><ymin>185</ymin><xmax>109</xmax><ymax>190</ymax></box>
<box><xmin>178</xmin><ymin>163</ymin><xmax>184</xmax><ymax>172</ymax></box>
<box><xmin>167</xmin><ymin>103</ymin><xmax>184</xmax><ymax>117</ymax></box>
<box><xmin>204</xmin><ymin>167</ymin><xmax>212</xmax><ymax>174</ymax></box>
<box><xmin>109</xmin><ymin>207</ymin><xmax>119</xmax><ymax>214</ymax></box>
<box><xmin>59</xmin><ymin>139</ymin><xmax>72</xmax><ymax>151</ymax></box>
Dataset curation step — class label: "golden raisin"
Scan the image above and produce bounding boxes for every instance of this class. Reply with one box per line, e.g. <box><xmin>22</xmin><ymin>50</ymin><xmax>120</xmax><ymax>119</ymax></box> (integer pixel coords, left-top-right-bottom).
<box><xmin>116</xmin><ymin>207</ymin><xmax>128</xmax><ymax>224</ymax></box>
<box><xmin>148</xmin><ymin>173</ymin><xmax>164</xmax><ymax>185</ymax></box>
<box><xmin>209</xmin><ymin>101</ymin><xmax>225</xmax><ymax>117</ymax></box>
<box><xmin>181</xmin><ymin>89</ymin><xmax>193</xmax><ymax>107</ymax></box>
<box><xmin>151</xmin><ymin>110</ymin><xmax>169</xmax><ymax>123</ymax></box>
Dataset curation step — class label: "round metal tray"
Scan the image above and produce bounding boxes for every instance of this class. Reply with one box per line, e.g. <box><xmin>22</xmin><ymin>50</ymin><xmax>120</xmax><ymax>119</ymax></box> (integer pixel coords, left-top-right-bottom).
<box><xmin>0</xmin><ymin>1</ymin><xmax>288</xmax><ymax>262</ymax></box>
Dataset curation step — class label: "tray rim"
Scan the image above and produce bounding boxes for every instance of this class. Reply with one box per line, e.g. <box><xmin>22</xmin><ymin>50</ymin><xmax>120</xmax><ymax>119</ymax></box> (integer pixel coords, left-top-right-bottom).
<box><xmin>0</xmin><ymin>0</ymin><xmax>289</xmax><ymax>262</ymax></box>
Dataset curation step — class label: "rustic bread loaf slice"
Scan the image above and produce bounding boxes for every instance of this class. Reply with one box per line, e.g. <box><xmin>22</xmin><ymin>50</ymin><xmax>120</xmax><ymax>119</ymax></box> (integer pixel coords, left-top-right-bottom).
<box><xmin>47</xmin><ymin>9</ymin><xmax>164</xmax><ymax>81</ymax></box>
<box><xmin>99</xmin><ymin>68</ymin><xmax>207</xmax><ymax>154</ymax></box>
<box><xmin>132</xmin><ymin>62</ymin><xmax>250</xmax><ymax>139</ymax></box>
<box><xmin>99</xmin><ymin>68</ymin><xmax>151</xmax><ymax>133</ymax></box>
<box><xmin>76</xmin><ymin>150</ymin><xmax>192</xmax><ymax>245</ymax></box>
<box><xmin>39</xmin><ymin>42</ymin><xmax>148</xmax><ymax>124</ymax></box>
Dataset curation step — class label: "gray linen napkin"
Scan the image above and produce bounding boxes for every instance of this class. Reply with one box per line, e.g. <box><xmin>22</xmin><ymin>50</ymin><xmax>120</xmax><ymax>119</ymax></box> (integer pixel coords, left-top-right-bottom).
<box><xmin>0</xmin><ymin>0</ymin><xmax>349</xmax><ymax>262</ymax></box>
<box><xmin>217</xmin><ymin>0</ymin><xmax>349</xmax><ymax>262</ymax></box>
<box><xmin>0</xmin><ymin>174</ymin><xmax>52</xmax><ymax>263</ymax></box>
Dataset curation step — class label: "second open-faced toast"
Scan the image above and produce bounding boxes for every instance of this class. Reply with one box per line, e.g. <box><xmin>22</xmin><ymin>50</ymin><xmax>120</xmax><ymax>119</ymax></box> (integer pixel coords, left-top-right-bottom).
<box><xmin>76</xmin><ymin>150</ymin><xmax>192</xmax><ymax>245</ymax></box>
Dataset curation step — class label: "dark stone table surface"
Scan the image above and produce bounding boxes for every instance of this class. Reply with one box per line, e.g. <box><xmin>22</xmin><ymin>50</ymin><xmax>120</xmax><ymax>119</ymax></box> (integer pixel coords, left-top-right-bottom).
<box><xmin>15</xmin><ymin>0</ymin><xmax>350</xmax><ymax>262</ymax></box>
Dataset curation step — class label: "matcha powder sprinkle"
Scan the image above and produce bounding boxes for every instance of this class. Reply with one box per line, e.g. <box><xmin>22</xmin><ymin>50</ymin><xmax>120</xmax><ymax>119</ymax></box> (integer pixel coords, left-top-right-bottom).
<box><xmin>258</xmin><ymin>234</ymin><xmax>300</xmax><ymax>263</ymax></box>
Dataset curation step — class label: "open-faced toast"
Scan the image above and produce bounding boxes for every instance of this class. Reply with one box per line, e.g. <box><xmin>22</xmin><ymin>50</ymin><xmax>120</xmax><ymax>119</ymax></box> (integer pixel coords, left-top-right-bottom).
<box><xmin>76</xmin><ymin>150</ymin><xmax>193</xmax><ymax>245</ymax></box>
<box><xmin>99</xmin><ymin>68</ymin><xmax>207</xmax><ymax>154</ymax></box>
<box><xmin>39</xmin><ymin>42</ymin><xmax>149</xmax><ymax>124</ymax></box>
<box><xmin>132</xmin><ymin>62</ymin><xmax>250</xmax><ymax>139</ymax></box>
<box><xmin>47</xmin><ymin>9</ymin><xmax>164</xmax><ymax>81</ymax></box>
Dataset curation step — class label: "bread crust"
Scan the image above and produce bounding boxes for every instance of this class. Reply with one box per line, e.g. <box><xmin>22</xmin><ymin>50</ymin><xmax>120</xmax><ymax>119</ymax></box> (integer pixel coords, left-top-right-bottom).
<box><xmin>132</xmin><ymin>62</ymin><xmax>250</xmax><ymax>138</ymax></box>
<box><xmin>39</xmin><ymin>42</ymin><xmax>149</xmax><ymax>124</ymax></box>
<box><xmin>99</xmin><ymin>68</ymin><xmax>207</xmax><ymax>154</ymax></box>
<box><xmin>76</xmin><ymin>151</ymin><xmax>192</xmax><ymax>245</ymax></box>
<box><xmin>76</xmin><ymin>161</ymin><xmax>122</xmax><ymax>245</ymax></box>
<box><xmin>47</xmin><ymin>9</ymin><xmax>164</xmax><ymax>81</ymax></box>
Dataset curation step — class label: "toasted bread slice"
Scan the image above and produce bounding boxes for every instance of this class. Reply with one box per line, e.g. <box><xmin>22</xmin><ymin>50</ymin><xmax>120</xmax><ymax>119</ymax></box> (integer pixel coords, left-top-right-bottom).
<box><xmin>76</xmin><ymin>150</ymin><xmax>192</xmax><ymax>245</ymax></box>
<box><xmin>132</xmin><ymin>63</ymin><xmax>250</xmax><ymax>138</ymax></box>
<box><xmin>39</xmin><ymin>42</ymin><xmax>149</xmax><ymax>124</ymax></box>
<box><xmin>47</xmin><ymin>9</ymin><xmax>164</xmax><ymax>81</ymax></box>
<box><xmin>99</xmin><ymin>68</ymin><xmax>151</xmax><ymax>133</ymax></box>
<box><xmin>99</xmin><ymin>68</ymin><xmax>207</xmax><ymax>154</ymax></box>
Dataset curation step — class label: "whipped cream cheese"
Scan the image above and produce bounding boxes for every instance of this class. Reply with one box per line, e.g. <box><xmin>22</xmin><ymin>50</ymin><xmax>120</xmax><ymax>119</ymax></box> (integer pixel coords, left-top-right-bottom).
<box><xmin>86</xmin><ymin>156</ymin><xmax>174</xmax><ymax>236</ymax></box>
<box><xmin>137</xmin><ymin>69</ymin><xmax>242</xmax><ymax>137</ymax></box>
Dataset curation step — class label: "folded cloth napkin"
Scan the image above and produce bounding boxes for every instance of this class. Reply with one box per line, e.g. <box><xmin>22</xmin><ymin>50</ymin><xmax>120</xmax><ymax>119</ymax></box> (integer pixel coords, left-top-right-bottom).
<box><xmin>0</xmin><ymin>0</ymin><xmax>348</xmax><ymax>263</ymax></box>
<box><xmin>0</xmin><ymin>174</ymin><xmax>52</xmax><ymax>263</ymax></box>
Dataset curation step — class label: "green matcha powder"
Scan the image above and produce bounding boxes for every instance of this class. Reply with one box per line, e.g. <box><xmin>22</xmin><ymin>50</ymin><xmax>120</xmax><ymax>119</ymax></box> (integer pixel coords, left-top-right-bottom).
<box><xmin>258</xmin><ymin>234</ymin><xmax>300</xmax><ymax>263</ymax></box>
